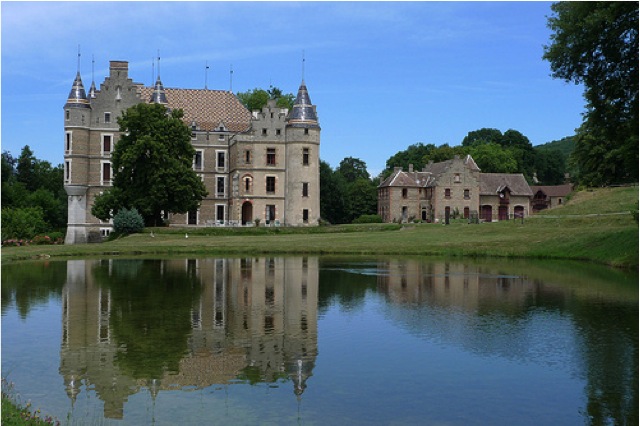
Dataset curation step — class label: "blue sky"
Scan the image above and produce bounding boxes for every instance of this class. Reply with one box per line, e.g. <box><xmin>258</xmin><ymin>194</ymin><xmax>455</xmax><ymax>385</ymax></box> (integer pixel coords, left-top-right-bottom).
<box><xmin>2</xmin><ymin>1</ymin><xmax>585</xmax><ymax>175</ymax></box>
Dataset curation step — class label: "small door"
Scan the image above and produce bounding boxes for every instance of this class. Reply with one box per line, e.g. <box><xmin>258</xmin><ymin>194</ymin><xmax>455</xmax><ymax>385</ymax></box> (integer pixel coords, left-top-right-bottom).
<box><xmin>498</xmin><ymin>205</ymin><xmax>508</xmax><ymax>221</ymax></box>
<box><xmin>242</xmin><ymin>201</ymin><xmax>253</xmax><ymax>225</ymax></box>
<box><xmin>481</xmin><ymin>205</ymin><xmax>492</xmax><ymax>222</ymax></box>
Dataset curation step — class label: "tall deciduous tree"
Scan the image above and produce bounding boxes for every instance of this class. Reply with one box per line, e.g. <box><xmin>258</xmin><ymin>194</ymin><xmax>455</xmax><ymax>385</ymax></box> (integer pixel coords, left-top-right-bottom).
<box><xmin>92</xmin><ymin>103</ymin><xmax>208</xmax><ymax>226</ymax></box>
<box><xmin>543</xmin><ymin>2</ymin><xmax>638</xmax><ymax>185</ymax></box>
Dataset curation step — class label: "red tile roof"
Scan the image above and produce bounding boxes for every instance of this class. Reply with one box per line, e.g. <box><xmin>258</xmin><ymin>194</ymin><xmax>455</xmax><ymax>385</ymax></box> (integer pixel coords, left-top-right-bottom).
<box><xmin>139</xmin><ymin>87</ymin><xmax>252</xmax><ymax>133</ymax></box>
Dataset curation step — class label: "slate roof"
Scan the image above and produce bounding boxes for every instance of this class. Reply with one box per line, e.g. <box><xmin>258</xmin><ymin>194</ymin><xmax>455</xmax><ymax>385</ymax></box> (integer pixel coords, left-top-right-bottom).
<box><xmin>479</xmin><ymin>173</ymin><xmax>533</xmax><ymax>196</ymax></box>
<box><xmin>530</xmin><ymin>184</ymin><xmax>573</xmax><ymax>197</ymax></box>
<box><xmin>138</xmin><ymin>86</ymin><xmax>252</xmax><ymax>133</ymax></box>
<box><xmin>379</xmin><ymin>170</ymin><xmax>435</xmax><ymax>188</ymax></box>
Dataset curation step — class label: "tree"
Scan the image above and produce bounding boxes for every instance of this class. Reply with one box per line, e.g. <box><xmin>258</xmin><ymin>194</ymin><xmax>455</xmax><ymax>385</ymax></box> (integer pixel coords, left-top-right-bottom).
<box><xmin>461</xmin><ymin>128</ymin><xmax>503</xmax><ymax>147</ymax></box>
<box><xmin>319</xmin><ymin>160</ymin><xmax>347</xmax><ymax>224</ymax></box>
<box><xmin>383</xmin><ymin>143</ymin><xmax>436</xmax><ymax>178</ymax></box>
<box><xmin>92</xmin><ymin>103</ymin><xmax>208</xmax><ymax>226</ymax></box>
<box><xmin>345</xmin><ymin>178</ymin><xmax>378</xmax><ymax>223</ymax></box>
<box><xmin>466</xmin><ymin>143</ymin><xmax>518</xmax><ymax>174</ymax></box>
<box><xmin>543</xmin><ymin>2</ymin><xmax>638</xmax><ymax>185</ymax></box>
<box><xmin>337</xmin><ymin>157</ymin><xmax>370</xmax><ymax>183</ymax></box>
<box><xmin>237</xmin><ymin>86</ymin><xmax>295</xmax><ymax>111</ymax></box>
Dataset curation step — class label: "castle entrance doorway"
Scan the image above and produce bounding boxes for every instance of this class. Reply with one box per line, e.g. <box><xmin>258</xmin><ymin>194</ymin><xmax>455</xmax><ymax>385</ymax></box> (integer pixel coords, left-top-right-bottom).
<box><xmin>242</xmin><ymin>201</ymin><xmax>253</xmax><ymax>225</ymax></box>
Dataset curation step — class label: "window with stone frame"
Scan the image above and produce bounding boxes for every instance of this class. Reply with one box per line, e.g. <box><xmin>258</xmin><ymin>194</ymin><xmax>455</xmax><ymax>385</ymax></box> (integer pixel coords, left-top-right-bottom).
<box><xmin>445</xmin><ymin>188</ymin><xmax>451</xmax><ymax>198</ymax></box>
<box><xmin>464</xmin><ymin>189</ymin><xmax>470</xmax><ymax>199</ymax></box>
<box><xmin>266</xmin><ymin>148</ymin><xmax>276</xmax><ymax>166</ymax></box>
<box><xmin>303</xmin><ymin>148</ymin><xmax>310</xmax><ymax>166</ymax></box>
<box><xmin>302</xmin><ymin>182</ymin><xmax>309</xmax><ymax>197</ymax></box>
<box><xmin>266</xmin><ymin>176</ymin><xmax>276</xmax><ymax>193</ymax></box>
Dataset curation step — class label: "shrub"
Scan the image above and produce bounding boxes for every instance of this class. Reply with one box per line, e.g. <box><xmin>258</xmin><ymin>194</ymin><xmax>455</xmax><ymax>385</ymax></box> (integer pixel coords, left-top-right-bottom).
<box><xmin>352</xmin><ymin>214</ymin><xmax>383</xmax><ymax>224</ymax></box>
<box><xmin>1</xmin><ymin>207</ymin><xmax>47</xmax><ymax>240</ymax></box>
<box><xmin>113</xmin><ymin>208</ymin><xmax>144</xmax><ymax>235</ymax></box>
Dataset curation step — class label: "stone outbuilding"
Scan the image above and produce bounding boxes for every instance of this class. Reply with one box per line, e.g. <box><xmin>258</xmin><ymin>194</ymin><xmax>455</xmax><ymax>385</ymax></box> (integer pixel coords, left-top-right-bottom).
<box><xmin>530</xmin><ymin>184</ymin><xmax>573</xmax><ymax>212</ymax></box>
<box><xmin>378</xmin><ymin>155</ymin><xmax>533</xmax><ymax>223</ymax></box>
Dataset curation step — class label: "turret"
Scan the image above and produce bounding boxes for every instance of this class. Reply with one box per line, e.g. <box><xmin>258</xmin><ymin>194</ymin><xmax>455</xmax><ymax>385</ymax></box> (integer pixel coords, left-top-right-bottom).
<box><xmin>284</xmin><ymin>81</ymin><xmax>320</xmax><ymax>226</ymax></box>
<box><xmin>149</xmin><ymin>75</ymin><xmax>168</xmax><ymax>104</ymax></box>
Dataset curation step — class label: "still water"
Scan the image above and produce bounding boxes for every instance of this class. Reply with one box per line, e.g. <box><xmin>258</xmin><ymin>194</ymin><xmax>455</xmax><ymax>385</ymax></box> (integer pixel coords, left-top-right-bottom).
<box><xmin>1</xmin><ymin>257</ymin><xmax>637</xmax><ymax>425</ymax></box>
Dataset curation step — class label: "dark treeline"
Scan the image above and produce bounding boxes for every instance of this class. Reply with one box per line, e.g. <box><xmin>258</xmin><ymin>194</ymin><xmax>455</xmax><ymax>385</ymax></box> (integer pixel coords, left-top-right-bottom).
<box><xmin>381</xmin><ymin>128</ymin><xmax>571</xmax><ymax>185</ymax></box>
<box><xmin>1</xmin><ymin>146</ymin><xmax>67</xmax><ymax>240</ymax></box>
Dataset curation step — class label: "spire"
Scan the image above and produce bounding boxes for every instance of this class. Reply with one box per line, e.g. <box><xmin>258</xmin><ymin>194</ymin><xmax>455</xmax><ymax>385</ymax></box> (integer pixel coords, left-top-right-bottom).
<box><xmin>65</xmin><ymin>71</ymin><xmax>90</xmax><ymax>109</ymax></box>
<box><xmin>149</xmin><ymin>54</ymin><xmax>167</xmax><ymax>104</ymax></box>
<box><xmin>149</xmin><ymin>75</ymin><xmax>168</xmax><ymax>104</ymax></box>
<box><xmin>287</xmin><ymin>80</ymin><xmax>319</xmax><ymax>128</ymax></box>
<box><xmin>89</xmin><ymin>55</ymin><xmax>96</xmax><ymax>99</ymax></box>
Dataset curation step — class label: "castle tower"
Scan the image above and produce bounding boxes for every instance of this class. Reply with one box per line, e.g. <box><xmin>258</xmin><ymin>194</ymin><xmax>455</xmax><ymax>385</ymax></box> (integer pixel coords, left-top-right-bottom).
<box><xmin>64</xmin><ymin>71</ymin><xmax>92</xmax><ymax>244</ymax></box>
<box><xmin>284</xmin><ymin>81</ymin><xmax>320</xmax><ymax>225</ymax></box>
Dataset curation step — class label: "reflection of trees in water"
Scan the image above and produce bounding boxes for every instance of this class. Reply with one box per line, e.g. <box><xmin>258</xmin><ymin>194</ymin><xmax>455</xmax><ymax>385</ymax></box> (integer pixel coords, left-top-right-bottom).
<box><xmin>317</xmin><ymin>261</ymin><xmax>378</xmax><ymax>312</ymax></box>
<box><xmin>573</xmin><ymin>300</ymin><xmax>638</xmax><ymax>425</ymax></box>
<box><xmin>374</xmin><ymin>259</ymin><xmax>638</xmax><ymax>426</ymax></box>
<box><xmin>1</xmin><ymin>261</ymin><xmax>67</xmax><ymax>318</ymax></box>
<box><xmin>92</xmin><ymin>260</ymin><xmax>202</xmax><ymax>379</ymax></box>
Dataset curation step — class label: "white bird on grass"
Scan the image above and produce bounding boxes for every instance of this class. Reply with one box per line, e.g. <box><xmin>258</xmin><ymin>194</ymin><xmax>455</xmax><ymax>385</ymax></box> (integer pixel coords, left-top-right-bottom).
<box><xmin>185</xmin><ymin>233</ymin><xmax>189</xmax><ymax>239</ymax></box>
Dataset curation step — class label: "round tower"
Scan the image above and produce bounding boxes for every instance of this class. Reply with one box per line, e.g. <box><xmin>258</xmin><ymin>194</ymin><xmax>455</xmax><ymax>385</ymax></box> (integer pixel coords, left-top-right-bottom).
<box><xmin>64</xmin><ymin>71</ymin><xmax>92</xmax><ymax>244</ymax></box>
<box><xmin>284</xmin><ymin>81</ymin><xmax>321</xmax><ymax>226</ymax></box>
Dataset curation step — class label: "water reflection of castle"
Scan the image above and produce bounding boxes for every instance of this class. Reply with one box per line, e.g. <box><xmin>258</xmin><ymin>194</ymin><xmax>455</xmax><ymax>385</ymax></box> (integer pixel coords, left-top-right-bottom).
<box><xmin>60</xmin><ymin>257</ymin><xmax>318</xmax><ymax>419</ymax></box>
<box><xmin>377</xmin><ymin>260</ymin><xmax>531</xmax><ymax>309</ymax></box>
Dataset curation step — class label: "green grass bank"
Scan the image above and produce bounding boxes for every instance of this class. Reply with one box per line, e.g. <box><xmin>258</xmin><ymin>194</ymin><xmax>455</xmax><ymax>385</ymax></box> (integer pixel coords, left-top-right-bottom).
<box><xmin>2</xmin><ymin>186</ymin><xmax>638</xmax><ymax>269</ymax></box>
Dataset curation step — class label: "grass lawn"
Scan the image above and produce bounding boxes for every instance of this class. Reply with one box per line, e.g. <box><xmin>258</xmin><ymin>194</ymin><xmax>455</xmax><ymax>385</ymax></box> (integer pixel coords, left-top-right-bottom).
<box><xmin>2</xmin><ymin>187</ymin><xmax>638</xmax><ymax>269</ymax></box>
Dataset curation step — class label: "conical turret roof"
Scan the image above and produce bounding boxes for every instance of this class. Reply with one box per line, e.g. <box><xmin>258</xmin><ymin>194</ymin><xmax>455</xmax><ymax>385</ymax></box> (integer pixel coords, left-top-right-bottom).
<box><xmin>65</xmin><ymin>72</ymin><xmax>90</xmax><ymax>109</ymax></box>
<box><xmin>149</xmin><ymin>75</ymin><xmax>168</xmax><ymax>104</ymax></box>
<box><xmin>287</xmin><ymin>80</ymin><xmax>319</xmax><ymax>128</ymax></box>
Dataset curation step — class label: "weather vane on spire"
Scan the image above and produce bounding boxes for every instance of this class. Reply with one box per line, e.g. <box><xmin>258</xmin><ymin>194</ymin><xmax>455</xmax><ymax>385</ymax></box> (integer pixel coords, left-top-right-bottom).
<box><xmin>205</xmin><ymin>61</ymin><xmax>209</xmax><ymax>90</ymax></box>
<box><xmin>77</xmin><ymin>45</ymin><xmax>81</xmax><ymax>73</ymax></box>
<box><xmin>302</xmin><ymin>50</ymin><xmax>305</xmax><ymax>81</ymax></box>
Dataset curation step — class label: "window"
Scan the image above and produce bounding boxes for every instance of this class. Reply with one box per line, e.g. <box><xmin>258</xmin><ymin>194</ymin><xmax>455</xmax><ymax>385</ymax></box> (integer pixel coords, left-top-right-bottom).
<box><xmin>303</xmin><ymin>148</ymin><xmax>309</xmax><ymax>166</ymax></box>
<box><xmin>217</xmin><ymin>151</ymin><xmax>225</xmax><ymax>169</ymax></box>
<box><xmin>266</xmin><ymin>205</ymin><xmax>276</xmax><ymax>222</ymax></box>
<box><xmin>218</xmin><ymin>133</ymin><xmax>224</xmax><ymax>141</ymax></box>
<box><xmin>276</xmin><ymin>129</ymin><xmax>281</xmax><ymax>136</ymax></box>
<box><xmin>216</xmin><ymin>177</ymin><xmax>225</xmax><ymax>197</ymax></box>
<box><xmin>402</xmin><ymin>188</ymin><xmax>408</xmax><ymax>199</ymax></box>
<box><xmin>304</xmin><ymin>128</ymin><xmax>309</xmax><ymax>135</ymax></box>
<box><xmin>266</xmin><ymin>148</ymin><xmax>276</xmax><ymax>166</ymax></box>
<box><xmin>454</xmin><ymin>173</ymin><xmax>461</xmax><ymax>183</ymax></box>
<box><xmin>266</xmin><ymin>176</ymin><xmax>276</xmax><ymax>193</ymax></box>
<box><xmin>188</xmin><ymin>210</ymin><xmax>198</xmax><ymax>225</ymax></box>
<box><xmin>464</xmin><ymin>189</ymin><xmax>470</xmax><ymax>199</ymax></box>
<box><xmin>244</xmin><ymin>177</ymin><xmax>252</xmax><ymax>193</ymax></box>
<box><xmin>245</xmin><ymin>150</ymin><xmax>252</xmax><ymax>164</ymax></box>
<box><xmin>66</xmin><ymin>110</ymin><xmax>70</xmax><ymax>120</ymax></box>
<box><xmin>302</xmin><ymin>182</ymin><xmax>309</xmax><ymax>197</ymax></box>
<box><xmin>104</xmin><ymin>112</ymin><xmax>111</xmax><ymax>123</ymax></box>
<box><xmin>191</xmin><ymin>132</ymin><xmax>197</xmax><ymax>140</ymax></box>
<box><xmin>102</xmin><ymin>161</ymin><xmax>112</xmax><ymax>185</ymax></box>
<box><xmin>65</xmin><ymin>161</ymin><xmax>71</xmax><ymax>183</ymax></box>
<box><xmin>65</xmin><ymin>132</ymin><xmax>72</xmax><ymax>152</ymax></box>
<box><xmin>445</xmin><ymin>188</ymin><xmax>451</xmax><ymax>198</ymax></box>
<box><xmin>262</xmin><ymin>128</ymin><xmax>267</xmax><ymax>136</ymax></box>
<box><xmin>193</xmin><ymin>150</ymin><xmax>203</xmax><ymax>171</ymax></box>
<box><xmin>216</xmin><ymin>205</ymin><xmax>225</xmax><ymax>222</ymax></box>
<box><xmin>102</xmin><ymin>134</ymin><xmax>112</xmax><ymax>154</ymax></box>
<box><xmin>303</xmin><ymin>209</ymin><xmax>309</xmax><ymax>223</ymax></box>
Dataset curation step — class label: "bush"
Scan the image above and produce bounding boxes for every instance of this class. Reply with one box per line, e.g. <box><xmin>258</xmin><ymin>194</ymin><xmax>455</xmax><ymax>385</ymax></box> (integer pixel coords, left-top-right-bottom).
<box><xmin>352</xmin><ymin>214</ymin><xmax>383</xmax><ymax>224</ymax></box>
<box><xmin>113</xmin><ymin>208</ymin><xmax>144</xmax><ymax>235</ymax></box>
<box><xmin>1</xmin><ymin>207</ymin><xmax>47</xmax><ymax>240</ymax></box>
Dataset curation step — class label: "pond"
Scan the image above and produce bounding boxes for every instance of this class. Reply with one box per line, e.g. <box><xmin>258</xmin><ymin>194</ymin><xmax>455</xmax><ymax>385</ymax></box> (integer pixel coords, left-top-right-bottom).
<box><xmin>1</xmin><ymin>256</ymin><xmax>637</xmax><ymax>425</ymax></box>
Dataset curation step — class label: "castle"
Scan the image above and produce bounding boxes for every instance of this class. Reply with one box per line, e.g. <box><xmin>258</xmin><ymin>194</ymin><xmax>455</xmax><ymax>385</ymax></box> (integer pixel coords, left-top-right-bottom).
<box><xmin>64</xmin><ymin>60</ymin><xmax>320</xmax><ymax>244</ymax></box>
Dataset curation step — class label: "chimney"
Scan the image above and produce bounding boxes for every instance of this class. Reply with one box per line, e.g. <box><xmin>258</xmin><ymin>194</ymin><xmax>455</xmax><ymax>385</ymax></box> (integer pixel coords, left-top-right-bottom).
<box><xmin>109</xmin><ymin>61</ymin><xmax>129</xmax><ymax>79</ymax></box>
<box><xmin>408</xmin><ymin>164</ymin><xmax>414</xmax><ymax>173</ymax></box>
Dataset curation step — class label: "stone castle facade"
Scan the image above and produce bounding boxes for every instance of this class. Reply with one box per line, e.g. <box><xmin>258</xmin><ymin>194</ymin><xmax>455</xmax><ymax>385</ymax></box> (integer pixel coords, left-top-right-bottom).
<box><xmin>64</xmin><ymin>60</ymin><xmax>320</xmax><ymax>244</ymax></box>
